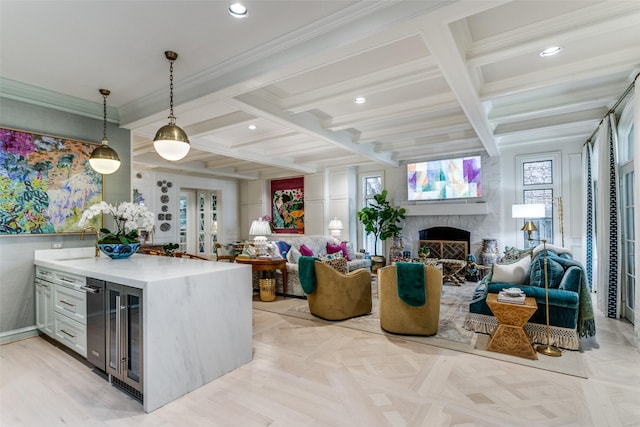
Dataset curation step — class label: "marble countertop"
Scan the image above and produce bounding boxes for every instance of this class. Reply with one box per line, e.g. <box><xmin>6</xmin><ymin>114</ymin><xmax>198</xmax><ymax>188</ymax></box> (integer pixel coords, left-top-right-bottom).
<box><xmin>34</xmin><ymin>247</ymin><xmax>248</xmax><ymax>289</ymax></box>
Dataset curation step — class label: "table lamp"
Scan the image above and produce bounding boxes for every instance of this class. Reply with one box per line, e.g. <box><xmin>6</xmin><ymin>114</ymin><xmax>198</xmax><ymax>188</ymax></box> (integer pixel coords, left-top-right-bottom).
<box><xmin>511</xmin><ymin>203</ymin><xmax>561</xmax><ymax>357</ymax></box>
<box><xmin>512</xmin><ymin>204</ymin><xmax>545</xmax><ymax>240</ymax></box>
<box><xmin>249</xmin><ymin>218</ymin><xmax>271</xmax><ymax>256</ymax></box>
<box><xmin>328</xmin><ymin>217</ymin><xmax>344</xmax><ymax>239</ymax></box>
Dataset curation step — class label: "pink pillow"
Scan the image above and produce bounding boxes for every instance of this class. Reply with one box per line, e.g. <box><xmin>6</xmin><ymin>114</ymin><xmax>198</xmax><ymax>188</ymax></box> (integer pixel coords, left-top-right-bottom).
<box><xmin>327</xmin><ymin>242</ymin><xmax>351</xmax><ymax>261</ymax></box>
<box><xmin>299</xmin><ymin>244</ymin><xmax>314</xmax><ymax>257</ymax></box>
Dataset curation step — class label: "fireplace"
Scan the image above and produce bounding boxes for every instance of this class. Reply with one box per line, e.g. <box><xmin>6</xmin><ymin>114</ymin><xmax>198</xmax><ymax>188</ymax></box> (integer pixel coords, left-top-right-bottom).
<box><xmin>418</xmin><ymin>226</ymin><xmax>470</xmax><ymax>260</ymax></box>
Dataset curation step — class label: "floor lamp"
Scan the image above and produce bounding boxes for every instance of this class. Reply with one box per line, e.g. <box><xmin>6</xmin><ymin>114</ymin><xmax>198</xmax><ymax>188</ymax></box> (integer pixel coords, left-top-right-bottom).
<box><xmin>511</xmin><ymin>204</ymin><xmax>562</xmax><ymax>357</ymax></box>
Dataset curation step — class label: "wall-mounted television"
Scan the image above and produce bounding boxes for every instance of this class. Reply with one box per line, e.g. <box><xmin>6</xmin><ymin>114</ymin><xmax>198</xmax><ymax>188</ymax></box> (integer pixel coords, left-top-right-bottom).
<box><xmin>407</xmin><ymin>155</ymin><xmax>481</xmax><ymax>201</ymax></box>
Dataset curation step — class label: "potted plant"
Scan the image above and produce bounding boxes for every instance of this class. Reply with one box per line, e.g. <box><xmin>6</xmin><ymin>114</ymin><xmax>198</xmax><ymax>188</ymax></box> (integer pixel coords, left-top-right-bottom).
<box><xmin>357</xmin><ymin>189</ymin><xmax>406</xmax><ymax>269</ymax></box>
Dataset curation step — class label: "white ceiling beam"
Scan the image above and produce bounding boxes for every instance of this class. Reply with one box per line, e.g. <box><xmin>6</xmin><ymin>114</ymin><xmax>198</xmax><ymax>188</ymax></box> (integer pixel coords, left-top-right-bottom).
<box><xmin>466</xmin><ymin>3</ymin><xmax>640</xmax><ymax>67</ymax></box>
<box><xmin>190</xmin><ymin>136</ymin><xmax>318</xmax><ymax>174</ymax></box>
<box><xmin>133</xmin><ymin>153</ymin><xmax>259</xmax><ymax>180</ymax></box>
<box><xmin>185</xmin><ymin>111</ymin><xmax>255</xmax><ymax>138</ymax></box>
<box><xmin>282</xmin><ymin>58</ymin><xmax>440</xmax><ymax>114</ymax></box>
<box><xmin>409</xmin><ymin>1</ymin><xmax>506</xmax><ymax>157</ymax></box>
<box><xmin>358</xmin><ymin>113</ymin><xmax>472</xmax><ymax>143</ymax></box>
<box><xmin>480</xmin><ymin>47</ymin><xmax>640</xmax><ymax>101</ymax></box>
<box><xmin>325</xmin><ymin>93</ymin><xmax>460</xmax><ymax>131</ymax></box>
<box><xmin>231</xmin><ymin>90</ymin><xmax>398</xmax><ymax>167</ymax></box>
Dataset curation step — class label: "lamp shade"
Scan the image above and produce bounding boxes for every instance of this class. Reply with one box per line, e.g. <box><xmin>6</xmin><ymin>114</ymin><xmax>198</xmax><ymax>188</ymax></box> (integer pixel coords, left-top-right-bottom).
<box><xmin>328</xmin><ymin>218</ymin><xmax>343</xmax><ymax>231</ymax></box>
<box><xmin>249</xmin><ymin>219</ymin><xmax>271</xmax><ymax>236</ymax></box>
<box><xmin>153</xmin><ymin>51</ymin><xmax>190</xmax><ymax>162</ymax></box>
<box><xmin>328</xmin><ymin>217</ymin><xmax>343</xmax><ymax>238</ymax></box>
<box><xmin>89</xmin><ymin>142</ymin><xmax>121</xmax><ymax>174</ymax></box>
<box><xmin>89</xmin><ymin>88</ymin><xmax>121</xmax><ymax>174</ymax></box>
<box><xmin>153</xmin><ymin>124</ymin><xmax>190</xmax><ymax>161</ymax></box>
<box><xmin>512</xmin><ymin>203</ymin><xmax>545</xmax><ymax>218</ymax></box>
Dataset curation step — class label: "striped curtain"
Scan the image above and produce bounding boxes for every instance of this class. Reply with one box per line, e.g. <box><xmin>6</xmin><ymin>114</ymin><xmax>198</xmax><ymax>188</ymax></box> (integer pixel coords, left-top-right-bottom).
<box><xmin>595</xmin><ymin>113</ymin><xmax>621</xmax><ymax>318</ymax></box>
<box><xmin>583</xmin><ymin>142</ymin><xmax>595</xmax><ymax>291</ymax></box>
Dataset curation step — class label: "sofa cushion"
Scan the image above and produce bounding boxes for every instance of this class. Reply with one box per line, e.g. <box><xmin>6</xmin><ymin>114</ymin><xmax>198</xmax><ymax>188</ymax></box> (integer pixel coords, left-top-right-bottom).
<box><xmin>530</xmin><ymin>255</ymin><xmax>565</xmax><ymax>288</ymax></box>
<box><xmin>274</xmin><ymin>241</ymin><xmax>291</xmax><ymax>258</ymax></box>
<box><xmin>299</xmin><ymin>244</ymin><xmax>314</xmax><ymax>257</ymax></box>
<box><xmin>501</xmin><ymin>246</ymin><xmax>533</xmax><ymax>264</ymax></box>
<box><xmin>321</xmin><ymin>257</ymin><xmax>348</xmax><ymax>274</ymax></box>
<box><xmin>327</xmin><ymin>241</ymin><xmax>351</xmax><ymax>261</ymax></box>
<box><xmin>491</xmin><ymin>255</ymin><xmax>531</xmax><ymax>285</ymax></box>
<box><xmin>287</xmin><ymin>246</ymin><xmax>302</xmax><ymax>263</ymax></box>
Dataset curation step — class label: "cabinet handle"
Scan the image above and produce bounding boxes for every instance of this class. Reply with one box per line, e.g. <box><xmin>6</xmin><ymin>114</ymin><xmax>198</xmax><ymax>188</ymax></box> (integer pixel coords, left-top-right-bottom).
<box><xmin>60</xmin><ymin>300</ymin><xmax>76</xmax><ymax>308</ymax></box>
<box><xmin>60</xmin><ymin>329</ymin><xmax>76</xmax><ymax>339</ymax></box>
<box><xmin>40</xmin><ymin>283</ymin><xmax>49</xmax><ymax>288</ymax></box>
<box><xmin>40</xmin><ymin>271</ymin><xmax>52</xmax><ymax>276</ymax></box>
<box><xmin>59</xmin><ymin>277</ymin><xmax>76</xmax><ymax>283</ymax></box>
<box><xmin>115</xmin><ymin>294</ymin><xmax>121</xmax><ymax>374</ymax></box>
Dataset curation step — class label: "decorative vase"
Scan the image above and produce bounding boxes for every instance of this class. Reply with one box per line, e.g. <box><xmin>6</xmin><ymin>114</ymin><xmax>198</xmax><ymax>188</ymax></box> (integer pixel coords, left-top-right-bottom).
<box><xmin>98</xmin><ymin>243</ymin><xmax>140</xmax><ymax>259</ymax></box>
<box><xmin>388</xmin><ymin>236</ymin><xmax>404</xmax><ymax>264</ymax></box>
<box><xmin>480</xmin><ymin>238</ymin><xmax>499</xmax><ymax>265</ymax></box>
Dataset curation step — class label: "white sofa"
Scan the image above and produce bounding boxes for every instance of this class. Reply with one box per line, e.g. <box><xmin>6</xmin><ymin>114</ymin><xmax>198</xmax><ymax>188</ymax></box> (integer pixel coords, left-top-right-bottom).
<box><xmin>275</xmin><ymin>235</ymin><xmax>371</xmax><ymax>297</ymax></box>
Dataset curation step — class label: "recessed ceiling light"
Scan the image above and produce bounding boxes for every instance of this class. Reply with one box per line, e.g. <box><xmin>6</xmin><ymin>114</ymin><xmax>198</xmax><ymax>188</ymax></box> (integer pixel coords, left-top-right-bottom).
<box><xmin>228</xmin><ymin>3</ymin><xmax>248</xmax><ymax>18</ymax></box>
<box><xmin>353</xmin><ymin>96</ymin><xmax>367</xmax><ymax>104</ymax></box>
<box><xmin>539</xmin><ymin>46</ymin><xmax>562</xmax><ymax>57</ymax></box>
<box><xmin>248</xmin><ymin>124</ymin><xmax>257</xmax><ymax>130</ymax></box>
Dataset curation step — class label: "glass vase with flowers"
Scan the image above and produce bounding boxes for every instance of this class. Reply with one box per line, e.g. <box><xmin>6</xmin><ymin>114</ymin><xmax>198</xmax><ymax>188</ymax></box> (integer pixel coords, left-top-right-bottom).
<box><xmin>79</xmin><ymin>201</ymin><xmax>155</xmax><ymax>258</ymax></box>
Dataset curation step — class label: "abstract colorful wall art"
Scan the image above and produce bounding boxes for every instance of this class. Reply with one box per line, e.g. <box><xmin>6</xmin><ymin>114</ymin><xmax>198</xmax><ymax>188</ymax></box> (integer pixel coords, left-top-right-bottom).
<box><xmin>271</xmin><ymin>177</ymin><xmax>304</xmax><ymax>234</ymax></box>
<box><xmin>407</xmin><ymin>155</ymin><xmax>482</xmax><ymax>201</ymax></box>
<box><xmin>0</xmin><ymin>127</ymin><xmax>103</xmax><ymax>235</ymax></box>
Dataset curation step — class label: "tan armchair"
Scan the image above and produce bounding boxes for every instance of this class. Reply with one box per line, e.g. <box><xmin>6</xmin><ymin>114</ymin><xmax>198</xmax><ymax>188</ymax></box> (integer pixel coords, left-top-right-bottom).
<box><xmin>307</xmin><ymin>261</ymin><xmax>372</xmax><ymax>321</ymax></box>
<box><xmin>378</xmin><ymin>264</ymin><xmax>442</xmax><ymax>335</ymax></box>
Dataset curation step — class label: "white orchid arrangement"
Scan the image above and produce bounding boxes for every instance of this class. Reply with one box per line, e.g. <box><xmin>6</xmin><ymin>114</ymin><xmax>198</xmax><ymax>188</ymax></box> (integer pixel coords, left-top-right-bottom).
<box><xmin>79</xmin><ymin>201</ymin><xmax>155</xmax><ymax>244</ymax></box>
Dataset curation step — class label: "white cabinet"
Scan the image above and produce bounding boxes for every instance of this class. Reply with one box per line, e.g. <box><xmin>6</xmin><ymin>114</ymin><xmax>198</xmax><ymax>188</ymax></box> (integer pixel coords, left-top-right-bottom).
<box><xmin>35</xmin><ymin>266</ymin><xmax>87</xmax><ymax>357</ymax></box>
<box><xmin>35</xmin><ymin>267</ymin><xmax>54</xmax><ymax>337</ymax></box>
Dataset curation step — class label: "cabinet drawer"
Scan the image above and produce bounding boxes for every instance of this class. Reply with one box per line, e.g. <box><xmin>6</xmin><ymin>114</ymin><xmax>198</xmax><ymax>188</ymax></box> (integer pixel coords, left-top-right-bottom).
<box><xmin>36</xmin><ymin>266</ymin><xmax>55</xmax><ymax>281</ymax></box>
<box><xmin>54</xmin><ymin>313</ymin><xmax>87</xmax><ymax>358</ymax></box>
<box><xmin>54</xmin><ymin>271</ymin><xmax>85</xmax><ymax>289</ymax></box>
<box><xmin>54</xmin><ymin>284</ymin><xmax>87</xmax><ymax>324</ymax></box>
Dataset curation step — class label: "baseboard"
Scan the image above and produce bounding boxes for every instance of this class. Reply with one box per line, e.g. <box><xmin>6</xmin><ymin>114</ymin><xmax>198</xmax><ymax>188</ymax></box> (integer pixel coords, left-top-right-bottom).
<box><xmin>0</xmin><ymin>326</ymin><xmax>39</xmax><ymax>345</ymax></box>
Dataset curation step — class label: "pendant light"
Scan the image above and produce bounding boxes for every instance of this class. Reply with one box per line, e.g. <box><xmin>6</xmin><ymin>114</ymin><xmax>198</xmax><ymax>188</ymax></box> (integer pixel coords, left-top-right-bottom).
<box><xmin>153</xmin><ymin>50</ymin><xmax>190</xmax><ymax>161</ymax></box>
<box><xmin>89</xmin><ymin>89</ymin><xmax>121</xmax><ymax>174</ymax></box>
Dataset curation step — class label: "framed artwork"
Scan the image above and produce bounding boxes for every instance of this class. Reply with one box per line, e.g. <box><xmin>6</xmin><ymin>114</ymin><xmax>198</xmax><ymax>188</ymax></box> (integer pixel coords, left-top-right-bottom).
<box><xmin>0</xmin><ymin>127</ymin><xmax>103</xmax><ymax>235</ymax></box>
<box><xmin>271</xmin><ymin>177</ymin><xmax>304</xmax><ymax>234</ymax></box>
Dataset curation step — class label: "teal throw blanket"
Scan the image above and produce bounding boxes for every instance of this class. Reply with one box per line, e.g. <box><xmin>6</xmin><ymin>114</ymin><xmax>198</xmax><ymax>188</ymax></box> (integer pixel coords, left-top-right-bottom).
<box><xmin>299</xmin><ymin>256</ymin><xmax>319</xmax><ymax>294</ymax></box>
<box><xmin>396</xmin><ymin>262</ymin><xmax>426</xmax><ymax>307</ymax></box>
<box><xmin>532</xmin><ymin>252</ymin><xmax>596</xmax><ymax>338</ymax></box>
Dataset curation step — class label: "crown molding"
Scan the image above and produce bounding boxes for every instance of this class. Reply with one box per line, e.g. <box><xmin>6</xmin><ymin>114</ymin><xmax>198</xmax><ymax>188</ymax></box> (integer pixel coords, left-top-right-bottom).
<box><xmin>0</xmin><ymin>77</ymin><xmax>120</xmax><ymax>123</ymax></box>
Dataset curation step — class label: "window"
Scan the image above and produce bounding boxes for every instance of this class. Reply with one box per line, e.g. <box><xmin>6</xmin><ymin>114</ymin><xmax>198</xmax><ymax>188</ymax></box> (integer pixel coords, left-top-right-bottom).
<box><xmin>361</xmin><ymin>173</ymin><xmax>383</xmax><ymax>255</ymax></box>
<box><xmin>516</xmin><ymin>153</ymin><xmax>561</xmax><ymax>247</ymax></box>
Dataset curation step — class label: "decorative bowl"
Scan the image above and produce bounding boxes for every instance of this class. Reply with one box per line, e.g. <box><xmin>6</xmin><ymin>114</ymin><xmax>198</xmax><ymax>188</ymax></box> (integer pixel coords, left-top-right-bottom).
<box><xmin>98</xmin><ymin>243</ymin><xmax>140</xmax><ymax>259</ymax></box>
<box><xmin>504</xmin><ymin>287</ymin><xmax>524</xmax><ymax>297</ymax></box>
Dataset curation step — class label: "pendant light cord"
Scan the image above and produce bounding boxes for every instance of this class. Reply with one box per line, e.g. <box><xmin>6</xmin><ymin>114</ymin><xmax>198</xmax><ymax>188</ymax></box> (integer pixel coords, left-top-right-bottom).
<box><xmin>102</xmin><ymin>92</ymin><xmax>108</xmax><ymax>142</ymax></box>
<box><xmin>168</xmin><ymin>58</ymin><xmax>175</xmax><ymax>124</ymax></box>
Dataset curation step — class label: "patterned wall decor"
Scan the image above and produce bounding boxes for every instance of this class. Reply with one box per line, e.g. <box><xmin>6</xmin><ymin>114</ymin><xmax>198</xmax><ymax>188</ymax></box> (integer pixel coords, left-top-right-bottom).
<box><xmin>0</xmin><ymin>127</ymin><xmax>103</xmax><ymax>235</ymax></box>
<box><xmin>156</xmin><ymin>179</ymin><xmax>173</xmax><ymax>233</ymax></box>
<box><xmin>271</xmin><ymin>177</ymin><xmax>304</xmax><ymax>234</ymax></box>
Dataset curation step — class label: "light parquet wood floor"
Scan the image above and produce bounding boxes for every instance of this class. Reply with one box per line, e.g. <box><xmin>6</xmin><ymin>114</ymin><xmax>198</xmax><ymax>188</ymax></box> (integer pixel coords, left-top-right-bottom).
<box><xmin>1</xmin><ymin>307</ymin><xmax>639</xmax><ymax>427</ymax></box>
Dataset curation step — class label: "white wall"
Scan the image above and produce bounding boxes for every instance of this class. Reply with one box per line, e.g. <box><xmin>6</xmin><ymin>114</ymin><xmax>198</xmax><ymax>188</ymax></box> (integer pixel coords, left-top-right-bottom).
<box><xmin>133</xmin><ymin>167</ymin><xmax>240</xmax><ymax>245</ymax></box>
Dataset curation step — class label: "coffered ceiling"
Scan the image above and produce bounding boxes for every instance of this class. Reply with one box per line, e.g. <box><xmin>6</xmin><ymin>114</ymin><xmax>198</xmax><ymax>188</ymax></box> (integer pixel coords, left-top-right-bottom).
<box><xmin>2</xmin><ymin>1</ymin><xmax>639</xmax><ymax>180</ymax></box>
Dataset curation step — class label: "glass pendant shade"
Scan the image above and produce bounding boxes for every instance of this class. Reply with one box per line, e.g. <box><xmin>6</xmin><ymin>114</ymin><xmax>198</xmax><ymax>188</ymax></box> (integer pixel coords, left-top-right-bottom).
<box><xmin>89</xmin><ymin>88</ymin><xmax>121</xmax><ymax>174</ymax></box>
<box><xmin>153</xmin><ymin>123</ymin><xmax>190</xmax><ymax>161</ymax></box>
<box><xmin>154</xmin><ymin>50</ymin><xmax>190</xmax><ymax>161</ymax></box>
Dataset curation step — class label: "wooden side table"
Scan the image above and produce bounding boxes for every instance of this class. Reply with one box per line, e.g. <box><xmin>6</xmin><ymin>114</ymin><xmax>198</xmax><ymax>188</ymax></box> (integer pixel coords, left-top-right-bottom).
<box><xmin>438</xmin><ymin>258</ymin><xmax>467</xmax><ymax>285</ymax></box>
<box><xmin>486</xmin><ymin>293</ymin><xmax>538</xmax><ymax>359</ymax></box>
<box><xmin>235</xmin><ymin>257</ymin><xmax>288</xmax><ymax>298</ymax></box>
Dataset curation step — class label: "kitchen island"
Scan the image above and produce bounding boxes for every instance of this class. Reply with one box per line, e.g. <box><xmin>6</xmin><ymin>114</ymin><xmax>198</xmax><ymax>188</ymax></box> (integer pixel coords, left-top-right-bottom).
<box><xmin>34</xmin><ymin>248</ymin><xmax>252</xmax><ymax>413</ymax></box>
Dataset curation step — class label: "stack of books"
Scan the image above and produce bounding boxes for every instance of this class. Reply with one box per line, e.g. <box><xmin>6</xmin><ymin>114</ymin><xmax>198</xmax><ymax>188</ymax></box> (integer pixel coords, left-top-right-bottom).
<box><xmin>497</xmin><ymin>289</ymin><xmax>526</xmax><ymax>304</ymax></box>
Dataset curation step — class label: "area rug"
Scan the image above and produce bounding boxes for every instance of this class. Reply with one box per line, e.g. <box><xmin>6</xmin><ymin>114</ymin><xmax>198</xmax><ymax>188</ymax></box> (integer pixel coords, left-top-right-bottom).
<box><xmin>252</xmin><ymin>280</ymin><xmax>588</xmax><ymax>378</ymax></box>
